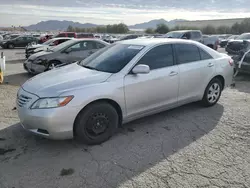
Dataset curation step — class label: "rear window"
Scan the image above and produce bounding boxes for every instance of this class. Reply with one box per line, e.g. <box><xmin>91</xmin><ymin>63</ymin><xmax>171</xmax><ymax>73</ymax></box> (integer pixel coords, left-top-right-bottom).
<box><xmin>80</xmin><ymin>44</ymin><xmax>144</xmax><ymax>73</ymax></box>
<box><xmin>199</xmin><ymin>48</ymin><xmax>213</xmax><ymax>60</ymax></box>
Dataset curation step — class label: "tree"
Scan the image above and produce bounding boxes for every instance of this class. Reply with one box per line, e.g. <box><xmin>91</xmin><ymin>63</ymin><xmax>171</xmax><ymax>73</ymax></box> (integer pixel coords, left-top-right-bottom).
<box><xmin>201</xmin><ymin>25</ymin><xmax>216</xmax><ymax>34</ymax></box>
<box><xmin>216</xmin><ymin>26</ymin><xmax>231</xmax><ymax>34</ymax></box>
<box><xmin>155</xmin><ymin>24</ymin><xmax>169</xmax><ymax>34</ymax></box>
<box><xmin>145</xmin><ymin>28</ymin><xmax>155</xmax><ymax>34</ymax></box>
<box><xmin>67</xmin><ymin>25</ymin><xmax>74</xmax><ymax>32</ymax></box>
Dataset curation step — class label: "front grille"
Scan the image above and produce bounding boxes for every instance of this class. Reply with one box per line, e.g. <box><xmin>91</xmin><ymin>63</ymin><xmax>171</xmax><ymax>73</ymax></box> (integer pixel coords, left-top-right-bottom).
<box><xmin>17</xmin><ymin>94</ymin><xmax>32</xmax><ymax>107</ymax></box>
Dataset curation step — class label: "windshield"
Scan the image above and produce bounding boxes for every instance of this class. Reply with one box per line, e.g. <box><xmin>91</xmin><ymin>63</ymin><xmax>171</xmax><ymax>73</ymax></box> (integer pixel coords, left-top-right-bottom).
<box><xmin>43</xmin><ymin>39</ymin><xmax>55</xmax><ymax>45</ymax></box>
<box><xmin>165</xmin><ymin>32</ymin><xmax>184</xmax><ymax>38</ymax></box>
<box><xmin>228</xmin><ymin>35</ymin><xmax>238</xmax><ymax>40</ymax></box>
<box><xmin>237</xmin><ymin>33</ymin><xmax>250</xmax><ymax>40</ymax></box>
<box><xmin>79</xmin><ymin>43</ymin><xmax>144</xmax><ymax>73</ymax></box>
<box><xmin>49</xmin><ymin>39</ymin><xmax>76</xmax><ymax>52</ymax></box>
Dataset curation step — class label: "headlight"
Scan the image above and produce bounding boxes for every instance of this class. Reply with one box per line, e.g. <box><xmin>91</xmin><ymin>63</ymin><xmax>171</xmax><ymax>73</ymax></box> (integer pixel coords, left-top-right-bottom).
<box><xmin>35</xmin><ymin>58</ymin><xmax>47</xmax><ymax>64</ymax></box>
<box><xmin>31</xmin><ymin>96</ymin><xmax>73</xmax><ymax>109</ymax></box>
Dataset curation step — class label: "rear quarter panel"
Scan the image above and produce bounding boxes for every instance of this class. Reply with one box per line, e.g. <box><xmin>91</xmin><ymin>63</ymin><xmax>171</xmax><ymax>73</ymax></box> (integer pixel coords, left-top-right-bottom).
<box><xmin>215</xmin><ymin>56</ymin><xmax>234</xmax><ymax>89</ymax></box>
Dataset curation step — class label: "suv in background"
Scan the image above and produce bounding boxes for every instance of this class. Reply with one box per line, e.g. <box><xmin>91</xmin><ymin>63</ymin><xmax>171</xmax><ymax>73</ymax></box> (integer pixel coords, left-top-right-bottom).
<box><xmin>0</xmin><ymin>35</ymin><xmax>38</xmax><ymax>49</ymax></box>
<box><xmin>164</xmin><ymin>30</ymin><xmax>203</xmax><ymax>42</ymax></box>
<box><xmin>164</xmin><ymin>30</ymin><xmax>219</xmax><ymax>50</ymax></box>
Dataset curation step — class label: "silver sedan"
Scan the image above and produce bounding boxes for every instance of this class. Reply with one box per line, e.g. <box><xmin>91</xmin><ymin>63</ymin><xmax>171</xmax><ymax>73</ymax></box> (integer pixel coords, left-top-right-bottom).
<box><xmin>17</xmin><ymin>38</ymin><xmax>234</xmax><ymax>145</ymax></box>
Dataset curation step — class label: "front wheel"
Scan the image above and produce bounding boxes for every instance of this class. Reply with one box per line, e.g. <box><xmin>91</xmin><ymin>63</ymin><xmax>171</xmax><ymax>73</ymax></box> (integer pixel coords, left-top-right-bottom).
<box><xmin>201</xmin><ymin>78</ymin><xmax>222</xmax><ymax>107</ymax></box>
<box><xmin>74</xmin><ymin>102</ymin><xmax>119</xmax><ymax>145</ymax></box>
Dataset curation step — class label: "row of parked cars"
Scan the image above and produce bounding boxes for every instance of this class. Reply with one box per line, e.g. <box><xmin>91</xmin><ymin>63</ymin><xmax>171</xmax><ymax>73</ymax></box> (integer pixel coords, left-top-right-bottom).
<box><xmin>16</xmin><ymin>31</ymin><xmax>235</xmax><ymax>144</ymax></box>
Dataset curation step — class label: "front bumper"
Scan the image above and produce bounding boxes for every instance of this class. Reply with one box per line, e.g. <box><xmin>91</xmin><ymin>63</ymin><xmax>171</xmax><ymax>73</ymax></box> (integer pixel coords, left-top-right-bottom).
<box><xmin>17</xmin><ymin>88</ymin><xmax>78</xmax><ymax>140</ymax></box>
<box><xmin>24</xmin><ymin>60</ymin><xmax>46</xmax><ymax>74</ymax></box>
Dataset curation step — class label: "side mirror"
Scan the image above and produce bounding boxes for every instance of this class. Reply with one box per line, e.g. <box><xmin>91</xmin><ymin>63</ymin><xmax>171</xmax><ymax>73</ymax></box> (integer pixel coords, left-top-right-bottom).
<box><xmin>132</xmin><ymin>64</ymin><xmax>150</xmax><ymax>74</ymax></box>
<box><xmin>64</xmin><ymin>48</ymin><xmax>72</xmax><ymax>54</ymax></box>
<box><xmin>182</xmin><ymin>36</ymin><xmax>187</xmax><ymax>39</ymax></box>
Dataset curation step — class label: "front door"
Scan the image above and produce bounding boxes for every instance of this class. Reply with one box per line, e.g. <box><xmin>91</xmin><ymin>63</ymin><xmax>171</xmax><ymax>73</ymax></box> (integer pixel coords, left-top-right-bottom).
<box><xmin>124</xmin><ymin>44</ymin><xmax>179</xmax><ymax>118</ymax></box>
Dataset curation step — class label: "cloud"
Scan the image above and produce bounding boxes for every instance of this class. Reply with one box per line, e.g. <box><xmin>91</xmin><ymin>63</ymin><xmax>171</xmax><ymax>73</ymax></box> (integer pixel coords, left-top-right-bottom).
<box><xmin>1</xmin><ymin>0</ymin><xmax>250</xmax><ymax>26</ymax></box>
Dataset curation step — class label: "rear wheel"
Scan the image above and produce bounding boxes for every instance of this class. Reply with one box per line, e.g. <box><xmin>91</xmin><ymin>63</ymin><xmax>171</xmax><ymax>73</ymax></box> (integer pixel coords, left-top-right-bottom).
<box><xmin>201</xmin><ymin>78</ymin><xmax>222</xmax><ymax>107</ymax></box>
<box><xmin>8</xmin><ymin>43</ymin><xmax>14</xmax><ymax>49</ymax></box>
<box><xmin>74</xmin><ymin>102</ymin><xmax>119</xmax><ymax>145</ymax></box>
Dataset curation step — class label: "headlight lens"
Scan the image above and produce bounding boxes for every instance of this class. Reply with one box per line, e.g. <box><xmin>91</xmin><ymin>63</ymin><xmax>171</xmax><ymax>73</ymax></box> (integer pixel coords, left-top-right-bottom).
<box><xmin>35</xmin><ymin>58</ymin><xmax>47</xmax><ymax>64</ymax></box>
<box><xmin>31</xmin><ymin>96</ymin><xmax>73</xmax><ymax>109</ymax></box>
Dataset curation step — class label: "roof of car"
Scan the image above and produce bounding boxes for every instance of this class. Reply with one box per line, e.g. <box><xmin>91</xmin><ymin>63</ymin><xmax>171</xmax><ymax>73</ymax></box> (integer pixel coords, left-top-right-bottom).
<box><xmin>51</xmin><ymin>37</ymin><xmax>72</xmax><ymax>40</ymax></box>
<box><xmin>117</xmin><ymin>38</ymin><xmax>200</xmax><ymax>46</ymax></box>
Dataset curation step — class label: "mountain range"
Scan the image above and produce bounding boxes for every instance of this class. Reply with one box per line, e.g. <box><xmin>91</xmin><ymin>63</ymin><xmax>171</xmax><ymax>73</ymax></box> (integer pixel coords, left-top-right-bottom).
<box><xmin>24</xmin><ymin>19</ymin><xmax>187</xmax><ymax>31</ymax></box>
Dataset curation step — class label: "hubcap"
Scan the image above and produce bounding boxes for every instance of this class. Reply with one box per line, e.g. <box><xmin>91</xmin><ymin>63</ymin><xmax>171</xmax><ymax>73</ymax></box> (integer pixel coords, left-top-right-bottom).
<box><xmin>207</xmin><ymin>83</ymin><xmax>220</xmax><ymax>103</ymax></box>
<box><xmin>85</xmin><ymin>113</ymin><xmax>109</xmax><ymax>138</ymax></box>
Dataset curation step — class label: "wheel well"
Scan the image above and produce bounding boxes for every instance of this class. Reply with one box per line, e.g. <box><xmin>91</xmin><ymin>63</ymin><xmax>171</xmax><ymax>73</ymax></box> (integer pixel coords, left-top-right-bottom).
<box><xmin>213</xmin><ymin>75</ymin><xmax>225</xmax><ymax>89</ymax></box>
<box><xmin>73</xmin><ymin>99</ymin><xmax>123</xmax><ymax>136</ymax></box>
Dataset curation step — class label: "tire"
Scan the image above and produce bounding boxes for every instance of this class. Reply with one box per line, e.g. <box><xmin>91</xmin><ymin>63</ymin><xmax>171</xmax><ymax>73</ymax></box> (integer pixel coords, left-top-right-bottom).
<box><xmin>46</xmin><ymin>60</ymin><xmax>61</xmax><ymax>71</ymax></box>
<box><xmin>8</xmin><ymin>43</ymin><xmax>14</xmax><ymax>49</ymax></box>
<box><xmin>201</xmin><ymin>78</ymin><xmax>222</xmax><ymax>107</ymax></box>
<box><xmin>74</xmin><ymin>102</ymin><xmax>119</xmax><ymax>145</ymax></box>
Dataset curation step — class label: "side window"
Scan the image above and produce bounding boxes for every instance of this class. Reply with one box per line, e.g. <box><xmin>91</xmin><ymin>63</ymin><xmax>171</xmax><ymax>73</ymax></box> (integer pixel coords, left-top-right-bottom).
<box><xmin>191</xmin><ymin>32</ymin><xmax>201</xmax><ymax>39</ymax></box>
<box><xmin>199</xmin><ymin>48</ymin><xmax>213</xmax><ymax>60</ymax></box>
<box><xmin>67</xmin><ymin>33</ymin><xmax>75</xmax><ymax>38</ymax></box>
<box><xmin>175</xmin><ymin>44</ymin><xmax>200</xmax><ymax>64</ymax></box>
<box><xmin>182</xmin><ymin>32</ymin><xmax>191</xmax><ymax>39</ymax></box>
<box><xmin>68</xmin><ymin>42</ymin><xmax>81</xmax><ymax>51</ymax></box>
<box><xmin>68</xmin><ymin>41</ymin><xmax>96</xmax><ymax>51</ymax></box>
<box><xmin>16</xmin><ymin>37</ymin><xmax>24</xmax><ymax>41</ymax></box>
<box><xmin>137</xmin><ymin>44</ymin><xmax>174</xmax><ymax>70</ymax></box>
<box><xmin>58</xmin><ymin>39</ymin><xmax>68</xmax><ymax>44</ymax></box>
<box><xmin>96</xmin><ymin>42</ymin><xmax>106</xmax><ymax>49</ymax></box>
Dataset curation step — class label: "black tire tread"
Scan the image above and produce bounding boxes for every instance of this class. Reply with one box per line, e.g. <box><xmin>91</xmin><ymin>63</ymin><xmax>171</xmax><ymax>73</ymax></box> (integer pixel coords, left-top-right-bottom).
<box><xmin>74</xmin><ymin>102</ymin><xmax>118</xmax><ymax>145</ymax></box>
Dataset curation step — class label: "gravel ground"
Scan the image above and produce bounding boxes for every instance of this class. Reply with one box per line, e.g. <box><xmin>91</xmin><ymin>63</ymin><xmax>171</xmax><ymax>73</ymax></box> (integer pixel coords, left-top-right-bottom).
<box><xmin>0</xmin><ymin>48</ymin><xmax>250</xmax><ymax>188</ymax></box>
<box><xmin>0</xmin><ymin>48</ymin><xmax>25</xmax><ymax>62</ymax></box>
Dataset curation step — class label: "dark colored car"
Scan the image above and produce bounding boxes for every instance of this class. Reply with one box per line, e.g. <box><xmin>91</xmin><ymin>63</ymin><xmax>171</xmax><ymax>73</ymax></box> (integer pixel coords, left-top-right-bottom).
<box><xmin>226</xmin><ymin>33</ymin><xmax>250</xmax><ymax>54</ymax></box>
<box><xmin>24</xmin><ymin>39</ymin><xmax>109</xmax><ymax>74</ymax></box>
<box><xmin>220</xmin><ymin>35</ymin><xmax>239</xmax><ymax>48</ymax></box>
<box><xmin>25</xmin><ymin>37</ymin><xmax>72</xmax><ymax>58</ymax></box>
<box><xmin>0</xmin><ymin>35</ymin><xmax>38</xmax><ymax>49</ymax></box>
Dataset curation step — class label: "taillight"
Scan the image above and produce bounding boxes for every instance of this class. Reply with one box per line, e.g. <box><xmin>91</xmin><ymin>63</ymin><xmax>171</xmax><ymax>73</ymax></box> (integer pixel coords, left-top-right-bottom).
<box><xmin>229</xmin><ymin>59</ymin><xmax>234</xmax><ymax>66</ymax></box>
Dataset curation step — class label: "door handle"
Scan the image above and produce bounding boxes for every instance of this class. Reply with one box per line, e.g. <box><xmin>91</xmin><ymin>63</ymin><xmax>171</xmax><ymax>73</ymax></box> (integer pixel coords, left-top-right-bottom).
<box><xmin>89</xmin><ymin>51</ymin><xmax>94</xmax><ymax>55</ymax></box>
<box><xmin>169</xmin><ymin>71</ymin><xmax>178</xmax><ymax>76</ymax></box>
<box><xmin>207</xmin><ymin>63</ymin><xmax>214</xmax><ymax>67</ymax></box>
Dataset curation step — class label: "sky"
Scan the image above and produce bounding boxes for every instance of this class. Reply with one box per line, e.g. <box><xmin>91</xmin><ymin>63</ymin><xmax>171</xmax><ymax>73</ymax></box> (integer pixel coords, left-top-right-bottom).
<box><xmin>1</xmin><ymin>0</ymin><xmax>250</xmax><ymax>26</ymax></box>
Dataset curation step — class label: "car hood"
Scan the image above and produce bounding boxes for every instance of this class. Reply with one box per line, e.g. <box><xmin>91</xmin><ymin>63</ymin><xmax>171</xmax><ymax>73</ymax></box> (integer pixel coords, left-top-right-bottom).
<box><xmin>22</xmin><ymin>63</ymin><xmax>112</xmax><ymax>97</ymax></box>
<box><xmin>28</xmin><ymin>50</ymin><xmax>52</xmax><ymax>61</ymax></box>
<box><xmin>27</xmin><ymin>44</ymin><xmax>44</xmax><ymax>49</ymax></box>
<box><xmin>228</xmin><ymin>40</ymin><xmax>244</xmax><ymax>44</ymax></box>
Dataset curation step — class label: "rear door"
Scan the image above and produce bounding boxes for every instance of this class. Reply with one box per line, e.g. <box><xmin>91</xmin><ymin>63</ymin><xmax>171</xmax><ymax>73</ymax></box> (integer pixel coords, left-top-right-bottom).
<box><xmin>175</xmin><ymin>43</ymin><xmax>215</xmax><ymax>104</ymax></box>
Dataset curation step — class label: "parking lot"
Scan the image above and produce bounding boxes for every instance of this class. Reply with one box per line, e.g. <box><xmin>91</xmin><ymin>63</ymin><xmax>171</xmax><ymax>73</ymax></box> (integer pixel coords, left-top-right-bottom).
<box><xmin>1</xmin><ymin>47</ymin><xmax>250</xmax><ymax>188</ymax></box>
